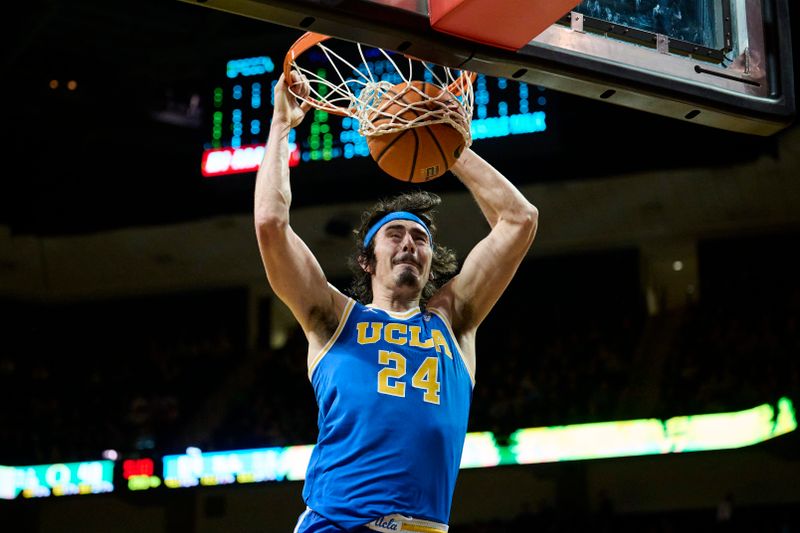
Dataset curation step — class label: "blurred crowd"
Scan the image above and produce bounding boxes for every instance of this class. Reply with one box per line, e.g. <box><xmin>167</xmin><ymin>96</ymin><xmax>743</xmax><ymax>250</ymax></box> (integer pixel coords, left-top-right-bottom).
<box><xmin>659</xmin><ymin>232</ymin><xmax>800</xmax><ymax>417</ymax></box>
<box><xmin>0</xmin><ymin>290</ymin><xmax>246</xmax><ymax>465</ymax></box>
<box><xmin>468</xmin><ymin>248</ymin><xmax>644</xmax><ymax>434</ymax></box>
<box><xmin>1</xmin><ymin>232</ymin><xmax>798</xmax><ymax>464</ymax></box>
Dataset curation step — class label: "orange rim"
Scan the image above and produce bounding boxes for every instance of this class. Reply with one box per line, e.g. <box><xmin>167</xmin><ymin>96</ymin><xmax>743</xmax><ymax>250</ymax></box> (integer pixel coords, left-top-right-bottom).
<box><xmin>448</xmin><ymin>71</ymin><xmax>477</xmax><ymax>97</ymax></box>
<box><xmin>283</xmin><ymin>31</ymin><xmax>476</xmax><ymax>116</ymax></box>
<box><xmin>283</xmin><ymin>32</ymin><xmax>347</xmax><ymax>116</ymax></box>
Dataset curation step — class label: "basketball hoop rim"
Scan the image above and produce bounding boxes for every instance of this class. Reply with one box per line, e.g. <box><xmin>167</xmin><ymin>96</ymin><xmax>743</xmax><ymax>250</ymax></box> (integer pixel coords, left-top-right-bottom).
<box><xmin>283</xmin><ymin>31</ymin><xmax>477</xmax><ymax>117</ymax></box>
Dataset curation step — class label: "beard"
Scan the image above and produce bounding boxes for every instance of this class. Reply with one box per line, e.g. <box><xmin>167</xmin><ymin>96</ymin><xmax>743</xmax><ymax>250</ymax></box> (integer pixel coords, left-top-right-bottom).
<box><xmin>391</xmin><ymin>253</ymin><xmax>426</xmax><ymax>290</ymax></box>
<box><xmin>395</xmin><ymin>266</ymin><xmax>420</xmax><ymax>288</ymax></box>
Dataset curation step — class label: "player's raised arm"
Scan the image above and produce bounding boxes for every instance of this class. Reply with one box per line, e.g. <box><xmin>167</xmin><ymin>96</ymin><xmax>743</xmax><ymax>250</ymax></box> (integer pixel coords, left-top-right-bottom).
<box><xmin>432</xmin><ymin>148</ymin><xmax>538</xmax><ymax>332</ymax></box>
<box><xmin>254</xmin><ymin>73</ymin><xmax>347</xmax><ymax>340</ymax></box>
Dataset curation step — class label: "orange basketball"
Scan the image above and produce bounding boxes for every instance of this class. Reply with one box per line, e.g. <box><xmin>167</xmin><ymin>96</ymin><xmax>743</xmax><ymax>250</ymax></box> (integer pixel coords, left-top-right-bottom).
<box><xmin>367</xmin><ymin>81</ymin><xmax>466</xmax><ymax>183</ymax></box>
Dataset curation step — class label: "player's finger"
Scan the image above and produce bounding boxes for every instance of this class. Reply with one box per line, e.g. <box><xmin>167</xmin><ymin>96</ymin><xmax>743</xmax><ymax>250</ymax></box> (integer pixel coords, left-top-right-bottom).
<box><xmin>289</xmin><ymin>72</ymin><xmax>311</xmax><ymax>99</ymax></box>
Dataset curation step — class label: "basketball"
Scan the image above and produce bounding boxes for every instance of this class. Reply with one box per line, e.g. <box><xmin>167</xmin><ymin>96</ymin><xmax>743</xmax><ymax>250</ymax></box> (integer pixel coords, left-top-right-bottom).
<box><xmin>367</xmin><ymin>81</ymin><xmax>466</xmax><ymax>183</ymax></box>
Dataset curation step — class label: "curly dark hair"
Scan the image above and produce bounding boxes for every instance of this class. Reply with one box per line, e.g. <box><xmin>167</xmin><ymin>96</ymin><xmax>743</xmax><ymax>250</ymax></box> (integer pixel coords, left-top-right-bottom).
<box><xmin>348</xmin><ymin>191</ymin><xmax>458</xmax><ymax>305</ymax></box>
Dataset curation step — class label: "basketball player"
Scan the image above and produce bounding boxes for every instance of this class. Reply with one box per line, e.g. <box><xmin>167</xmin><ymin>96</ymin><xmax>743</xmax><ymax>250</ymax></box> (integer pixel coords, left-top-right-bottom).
<box><xmin>255</xmin><ymin>73</ymin><xmax>538</xmax><ymax>532</ymax></box>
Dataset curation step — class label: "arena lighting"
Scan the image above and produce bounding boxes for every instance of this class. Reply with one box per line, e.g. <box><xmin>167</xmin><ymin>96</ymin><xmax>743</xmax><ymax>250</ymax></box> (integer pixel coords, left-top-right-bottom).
<box><xmin>160</xmin><ymin>397</ymin><xmax>795</xmax><ymax>488</ymax></box>
<box><xmin>510</xmin><ymin>396</ymin><xmax>797</xmax><ymax>465</ymax></box>
<box><xmin>122</xmin><ymin>458</ymin><xmax>161</xmax><ymax>491</ymax></box>
<box><xmin>162</xmin><ymin>445</ymin><xmax>314</xmax><ymax>488</ymax></box>
<box><xmin>470</xmin><ymin>111</ymin><xmax>547</xmax><ymax>140</ymax></box>
<box><xmin>2</xmin><ymin>399</ymin><xmax>793</xmax><ymax>499</ymax></box>
<box><xmin>201</xmin><ymin>142</ymin><xmax>301</xmax><ymax>177</ymax></box>
<box><xmin>0</xmin><ymin>460</ymin><xmax>114</xmax><ymax>500</ymax></box>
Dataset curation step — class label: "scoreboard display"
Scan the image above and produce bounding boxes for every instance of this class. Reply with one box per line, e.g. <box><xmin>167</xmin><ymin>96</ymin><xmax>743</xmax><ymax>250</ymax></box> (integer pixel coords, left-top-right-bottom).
<box><xmin>0</xmin><ymin>460</ymin><xmax>113</xmax><ymax>499</ymax></box>
<box><xmin>200</xmin><ymin>51</ymin><xmax>549</xmax><ymax>177</ymax></box>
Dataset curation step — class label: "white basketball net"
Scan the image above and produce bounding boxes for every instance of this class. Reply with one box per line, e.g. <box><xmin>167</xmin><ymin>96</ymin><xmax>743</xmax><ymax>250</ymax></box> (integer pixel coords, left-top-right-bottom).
<box><xmin>287</xmin><ymin>41</ymin><xmax>474</xmax><ymax>147</ymax></box>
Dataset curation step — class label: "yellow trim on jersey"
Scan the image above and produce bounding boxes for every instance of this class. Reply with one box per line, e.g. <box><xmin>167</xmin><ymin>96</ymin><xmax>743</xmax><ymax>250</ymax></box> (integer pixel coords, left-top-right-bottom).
<box><xmin>308</xmin><ymin>298</ymin><xmax>356</xmax><ymax>379</ymax></box>
<box><xmin>427</xmin><ymin>307</ymin><xmax>475</xmax><ymax>387</ymax></box>
<box><xmin>366</xmin><ymin>304</ymin><xmax>421</xmax><ymax>320</ymax></box>
<box><xmin>402</xmin><ymin>525</ymin><xmax>447</xmax><ymax>533</ymax></box>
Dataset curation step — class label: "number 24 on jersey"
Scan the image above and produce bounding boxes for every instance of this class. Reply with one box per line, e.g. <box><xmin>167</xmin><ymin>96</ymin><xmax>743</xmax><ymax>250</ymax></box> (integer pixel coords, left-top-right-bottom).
<box><xmin>377</xmin><ymin>350</ymin><xmax>440</xmax><ymax>404</ymax></box>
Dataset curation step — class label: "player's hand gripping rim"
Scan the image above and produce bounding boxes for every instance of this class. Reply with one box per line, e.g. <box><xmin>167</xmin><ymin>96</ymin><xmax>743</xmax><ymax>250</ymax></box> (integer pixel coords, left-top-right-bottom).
<box><xmin>273</xmin><ymin>71</ymin><xmax>311</xmax><ymax>130</ymax></box>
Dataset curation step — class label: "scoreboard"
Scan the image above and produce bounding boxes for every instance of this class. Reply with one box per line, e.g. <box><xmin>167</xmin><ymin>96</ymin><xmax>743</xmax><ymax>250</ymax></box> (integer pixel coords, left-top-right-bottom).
<box><xmin>0</xmin><ymin>460</ymin><xmax>113</xmax><ymax>499</ymax></box>
<box><xmin>200</xmin><ymin>51</ymin><xmax>549</xmax><ymax>178</ymax></box>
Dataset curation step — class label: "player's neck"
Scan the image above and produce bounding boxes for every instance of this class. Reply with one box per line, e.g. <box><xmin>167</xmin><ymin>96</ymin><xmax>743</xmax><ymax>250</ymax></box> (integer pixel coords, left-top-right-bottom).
<box><xmin>369</xmin><ymin>290</ymin><xmax>421</xmax><ymax>313</ymax></box>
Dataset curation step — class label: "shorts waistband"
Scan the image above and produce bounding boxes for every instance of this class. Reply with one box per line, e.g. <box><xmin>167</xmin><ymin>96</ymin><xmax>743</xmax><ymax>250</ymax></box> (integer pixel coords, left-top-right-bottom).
<box><xmin>365</xmin><ymin>514</ymin><xmax>449</xmax><ymax>533</ymax></box>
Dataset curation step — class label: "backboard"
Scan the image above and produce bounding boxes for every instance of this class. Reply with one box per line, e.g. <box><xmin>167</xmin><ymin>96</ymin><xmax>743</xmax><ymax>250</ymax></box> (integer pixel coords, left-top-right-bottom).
<box><xmin>177</xmin><ymin>0</ymin><xmax>794</xmax><ymax>136</ymax></box>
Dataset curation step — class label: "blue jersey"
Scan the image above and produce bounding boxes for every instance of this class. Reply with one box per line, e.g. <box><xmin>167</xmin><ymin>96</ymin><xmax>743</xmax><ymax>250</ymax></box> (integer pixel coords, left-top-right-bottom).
<box><xmin>302</xmin><ymin>298</ymin><xmax>474</xmax><ymax>529</ymax></box>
